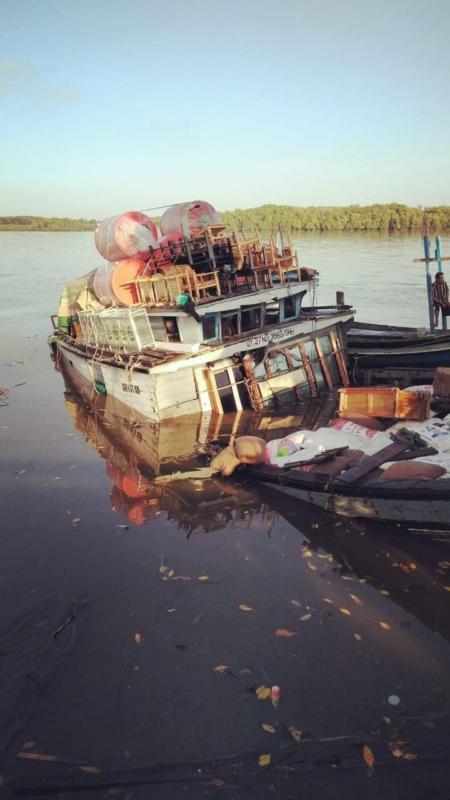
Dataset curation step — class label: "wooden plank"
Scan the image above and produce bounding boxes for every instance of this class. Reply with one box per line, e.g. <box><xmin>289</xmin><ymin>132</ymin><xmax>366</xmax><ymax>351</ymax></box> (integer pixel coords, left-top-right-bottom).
<box><xmin>335</xmin><ymin>439</ymin><xmax>421</xmax><ymax>486</ymax></box>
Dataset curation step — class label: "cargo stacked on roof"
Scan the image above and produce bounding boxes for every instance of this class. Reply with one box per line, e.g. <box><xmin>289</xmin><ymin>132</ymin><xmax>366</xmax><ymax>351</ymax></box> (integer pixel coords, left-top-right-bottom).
<box><xmin>51</xmin><ymin>198</ymin><xmax>355</xmax><ymax>421</ymax></box>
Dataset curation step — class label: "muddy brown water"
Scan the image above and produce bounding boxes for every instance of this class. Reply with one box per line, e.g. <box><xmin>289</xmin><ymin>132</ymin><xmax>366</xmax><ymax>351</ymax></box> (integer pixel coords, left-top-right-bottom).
<box><xmin>1</xmin><ymin>232</ymin><xmax>450</xmax><ymax>798</ymax></box>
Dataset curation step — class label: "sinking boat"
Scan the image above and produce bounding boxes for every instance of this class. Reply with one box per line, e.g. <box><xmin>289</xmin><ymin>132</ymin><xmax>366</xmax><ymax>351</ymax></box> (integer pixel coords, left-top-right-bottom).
<box><xmin>50</xmin><ymin>201</ymin><xmax>353</xmax><ymax>421</ymax></box>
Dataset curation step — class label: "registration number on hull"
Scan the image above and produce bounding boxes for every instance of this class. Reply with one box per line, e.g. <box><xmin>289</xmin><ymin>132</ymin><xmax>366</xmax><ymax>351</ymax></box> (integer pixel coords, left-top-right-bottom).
<box><xmin>122</xmin><ymin>383</ymin><xmax>141</xmax><ymax>395</ymax></box>
<box><xmin>246</xmin><ymin>327</ymin><xmax>295</xmax><ymax>349</ymax></box>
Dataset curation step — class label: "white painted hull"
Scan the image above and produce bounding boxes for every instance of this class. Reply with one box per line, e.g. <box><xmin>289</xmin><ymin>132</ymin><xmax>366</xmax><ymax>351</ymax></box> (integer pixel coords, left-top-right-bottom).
<box><xmin>56</xmin><ymin>310</ymin><xmax>352</xmax><ymax>422</ymax></box>
<box><xmin>260</xmin><ymin>482</ymin><xmax>450</xmax><ymax>526</ymax></box>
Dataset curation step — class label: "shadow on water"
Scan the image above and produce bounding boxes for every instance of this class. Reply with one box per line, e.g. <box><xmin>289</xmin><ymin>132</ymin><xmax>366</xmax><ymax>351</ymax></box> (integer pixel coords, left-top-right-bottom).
<box><xmin>1</xmin><ymin>361</ymin><xmax>450</xmax><ymax>799</ymax></box>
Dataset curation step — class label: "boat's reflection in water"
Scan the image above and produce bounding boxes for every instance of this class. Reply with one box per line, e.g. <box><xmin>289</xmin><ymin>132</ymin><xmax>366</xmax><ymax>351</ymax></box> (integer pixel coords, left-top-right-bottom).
<box><xmin>62</xmin><ymin>375</ymin><xmax>450</xmax><ymax>643</ymax></box>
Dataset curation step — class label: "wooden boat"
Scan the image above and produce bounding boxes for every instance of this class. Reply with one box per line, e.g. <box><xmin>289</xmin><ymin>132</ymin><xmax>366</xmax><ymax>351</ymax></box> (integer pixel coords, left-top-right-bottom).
<box><xmin>50</xmin><ymin>203</ymin><xmax>354</xmax><ymax>421</ymax></box>
<box><xmin>59</xmin><ymin>361</ymin><xmax>450</xmax><ymax>531</ymax></box>
<box><xmin>346</xmin><ymin>321</ymin><xmax>450</xmax><ymax>386</ymax></box>
<box><xmin>238</xmin><ymin>460</ymin><xmax>450</xmax><ymax>528</ymax></box>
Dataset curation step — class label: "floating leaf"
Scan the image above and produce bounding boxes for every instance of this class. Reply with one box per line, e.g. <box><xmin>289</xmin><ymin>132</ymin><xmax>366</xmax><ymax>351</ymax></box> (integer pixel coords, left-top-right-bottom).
<box><xmin>322</xmin><ymin>598</ymin><xmax>333</xmax><ymax>604</ymax></box>
<box><xmin>274</xmin><ymin>628</ymin><xmax>296</xmax><ymax>638</ymax></box>
<box><xmin>403</xmin><ymin>752</ymin><xmax>418</xmax><ymax>761</ymax></box>
<box><xmin>159</xmin><ymin>565</ymin><xmax>168</xmax><ymax>573</ymax></box>
<box><xmin>288</xmin><ymin>726</ymin><xmax>302</xmax><ymax>743</ymax></box>
<box><xmin>17</xmin><ymin>752</ymin><xmax>56</xmax><ymax>762</ymax></box>
<box><xmin>167</xmin><ymin>608</ymin><xmax>176</xmax><ymax>613</ymax></box>
<box><xmin>214</xmin><ymin>665</ymin><xmax>229</xmax><ymax>673</ymax></box>
<box><xmin>72</xmin><ymin>517</ymin><xmax>81</xmax><ymax>524</ymax></box>
<box><xmin>339</xmin><ymin>608</ymin><xmax>351</xmax><ymax>616</ymax></box>
<box><xmin>198</xmin><ymin>575</ymin><xmax>210</xmax><ymax>582</ymax></box>
<box><xmin>262</xmin><ymin>723</ymin><xmax>276</xmax><ymax>734</ymax></box>
<box><xmin>409</xmin><ymin>563</ymin><xmax>417</xmax><ymax>570</ymax></box>
<box><xmin>391</xmin><ymin>748</ymin><xmax>404</xmax><ymax>758</ymax></box>
<box><xmin>290</xmin><ymin>600</ymin><xmax>301</xmax><ymax>608</ymax></box>
<box><xmin>312</xmin><ymin>523</ymin><xmax>319</xmax><ymax>528</ymax></box>
<box><xmin>240</xmin><ymin>668</ymin><xmax>254</xmax><ymax>675</ymax></box>
<box><xmin>353</xmin><ymin>633</ymin><xmax>362</xmax><ymax>641</ymax></box>
<box><xmin>379</xmin><ymin>621</ymin><xmax>391</xmax><ymax>630</ymax></box>
<box><xmin>307</xmin><ymin>562</ymin><xmax>317</xmax><ymax>571</ymax></box>
<box><xmin>382</xmin><ymin>716</ymin><xmax>391</xmax><ymax>724</ymax></box>
<box><xmin>300</xmin><ymin>613</ymin><xmax>312</xmax><ymax>622</ymax></box>
<box><xmin>134</xmin><ymin>633</ymin><xmax>142</xmax><ymax>645</ymax></box>
<box><xmin>379</xmin><ymin>589</ymin><xmax>390</xmax><ymax>596</ymax></box>
<box><xmin>443</xmin><ymin>586</ymin><xmax>450</xmax><ymax>592</ymax></box>
<box><xmin>256</xmin><ymin>685</ymin><xmax>271</xmax><ymax>700</ymax></box>
<box><xmin>80</xmin><ymin>766</ymin><xmax>100</xmax><ymax>774</ymax></box>
<box><xmin>258</xmin><ymin>753</ymin><xmax>271</xmax><ymax>767</ymax></box>
<box><xmin>239</xmin><ymin>604</ymin><xmax>254</xmax><ymax>612</ymax></box>
<box><xmin>349</xmin><ymin>593</ymin><xmax>363</xmax><ymax>606</ymax></box>
<box><xmin>302</xmin><ymin>549</ymin><xmax>313</xmax><ymax>558</ymax></box>
<box><xmin>168</xmin><ymin>570</ymin><xmax>175</xmax><ymax>578</ymax></box>
<box><xmin>363</xmin><ymin>744</ymin><xmax>375</xmax><ymax>770</ymax></box>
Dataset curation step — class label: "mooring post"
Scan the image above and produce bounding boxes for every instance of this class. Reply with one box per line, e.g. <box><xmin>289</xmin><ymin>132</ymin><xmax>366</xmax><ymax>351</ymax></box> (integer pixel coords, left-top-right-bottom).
<box><xmin>423</xmin><ymin>235</ymin><xmax>435</xmax><ymax>334</ymax></box>
<box><xmin>435</xmin><ymin>236</ymin><xmax>447</xmax><ymax>332</ymax></box>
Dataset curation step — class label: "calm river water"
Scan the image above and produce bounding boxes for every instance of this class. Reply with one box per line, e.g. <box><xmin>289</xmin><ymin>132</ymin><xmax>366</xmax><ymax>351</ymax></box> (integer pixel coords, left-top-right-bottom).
<box><xmin>1</xmin><ymin>232</ymin><xmax>450</xmax><ymax>799</ymax></box>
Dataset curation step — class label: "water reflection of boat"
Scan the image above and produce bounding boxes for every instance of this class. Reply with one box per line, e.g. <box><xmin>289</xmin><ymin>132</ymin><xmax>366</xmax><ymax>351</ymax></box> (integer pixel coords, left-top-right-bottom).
<box><xmin>62</xmin><ymin>379</ymin><xmax>450</xmax><ymax>646</ymax></box>
<box><xmin>63</xmin><ymin>384</ymin><xmax>286</xmax><ymax>533</ymax></box>
<box><xmin>261</xmin><ymin>488</ymin><xmax>450</xmax><ymax>642</ymax></box>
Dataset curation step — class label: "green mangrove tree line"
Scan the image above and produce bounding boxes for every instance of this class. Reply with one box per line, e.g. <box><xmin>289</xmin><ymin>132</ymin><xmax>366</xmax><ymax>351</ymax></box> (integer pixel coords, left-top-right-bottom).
<box><xmin>1</xmin><ymin>204</ymin><xmax>449</xmax><ymax>232</ymax></box>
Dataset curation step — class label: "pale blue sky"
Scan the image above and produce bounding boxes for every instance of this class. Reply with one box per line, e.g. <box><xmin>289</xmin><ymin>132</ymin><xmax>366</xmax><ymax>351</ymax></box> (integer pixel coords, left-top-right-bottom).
<box><xmin>1</xmin><ymin>0</ymin><xmax>449</xmax><ymax>216</ymax></box>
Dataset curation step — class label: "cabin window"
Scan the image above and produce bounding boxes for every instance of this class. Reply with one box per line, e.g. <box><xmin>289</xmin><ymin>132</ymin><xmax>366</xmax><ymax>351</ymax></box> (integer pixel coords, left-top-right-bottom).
<box><xmin>326</xmin><ymin>353</ymin><xmax>341</xmax><ymax>384</ymax></box>
<box><xmin>266</xmin><ymin>350</ymin><xmax>289</xmax><ymax>376</ymax></box>
<box><xmin>214</xmin><ymin>370</ymin><xmax>236</xmax><ymax>412</ymax></box>
<box><xmin>296</xmin><ymin>381</ymin><xmax>313</xmax><ymax>399</ymax></box>
<box><xmin>149</xmin><ymin>316</ymin><xmax>180</xmax><ymax>342</ymax></box>
<box><xmin>210</xmin><ymin>366</ymin><xmax>251</xmax><ymax>412</ymax></box>
<box><xmin>232</xmin><ymin>367</ymin><xmax>251</xmax><ymax>408</ymax></box>
<box><xmin>319</xmin><ymin>334</ymin><xmax>332</xmax><ymax>355</ymax></box>
<box><xmin>241</xmin><ymin>306</ymin><xmax>262</xmax><ymax>332</ymax></box>
<box><xmin>283</xmin><ymin>295</ymin><xmax>296</xmax><ymax>320</ymax></box>
<box><xmin>164</xmin><ymin>317</ymin><xmax>180</xmax><ymax>342</ymax></box>
<box><xmin>303</xmin><ymin>339</ymin><xmax>327</xmax><ymax>390</ymax></box>
<box><xmin>221</xmin><ymin>312</ymin><xmax>240</xmax><ymax>338</ymax></box>
<box><xmin>276</xmin><ymin>388</ymin><xmax>298</xmax><ymax>406</ymax></box>
<box><xmin>202</xmin><ymin>313</ymin><xmax>219</xmax><ymax>342</ymax></box>
<box><xmin>288</xmin><ymin>345</ymin><xmax>303</xmax><ymax>369</ymax></box>
<box><xmin>265</xmin><ymin>302</ymin><xmax>280</xmax><ymax>326</ymax></box>
<box><xmin>253</xmin><ymin>359</ymin><xmax>267</xmax><ymax>380</ymax></box>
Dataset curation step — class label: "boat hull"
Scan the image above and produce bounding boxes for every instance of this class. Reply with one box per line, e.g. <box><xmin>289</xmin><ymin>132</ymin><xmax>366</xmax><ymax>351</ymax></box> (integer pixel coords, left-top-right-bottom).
<box><xmin>55</xmin><ymin>310</ymin><xmax>353</xmax><ymax>422</ymax></box>
<box><xmin>260</xmin><ymin>481</ymin><xmax>450</xmax><ymax>526</ymax></box>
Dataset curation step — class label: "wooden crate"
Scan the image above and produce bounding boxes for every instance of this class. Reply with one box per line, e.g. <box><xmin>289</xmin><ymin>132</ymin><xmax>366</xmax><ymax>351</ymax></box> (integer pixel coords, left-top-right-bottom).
<box><xmin>338</xmin><ymin>387</ymin><xmax>430</xmax><ymax>421</ymax></box>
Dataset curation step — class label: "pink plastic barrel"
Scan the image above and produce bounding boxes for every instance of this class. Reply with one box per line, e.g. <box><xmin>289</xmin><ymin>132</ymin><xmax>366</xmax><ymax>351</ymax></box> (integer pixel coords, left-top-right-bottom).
<box><xmin>93</xmin><ymin>259</ymin><xmax>146</xmax><ymax>307</ymax></box>
<box><xmin>95</xmin><ymin>211</ymin><xmax>159</xmax><ymax>262</ymax></box>
<box><xmin>160</xmin><ymin>201</ymin><xmax>221</xmax><ymax>238</ymax></box>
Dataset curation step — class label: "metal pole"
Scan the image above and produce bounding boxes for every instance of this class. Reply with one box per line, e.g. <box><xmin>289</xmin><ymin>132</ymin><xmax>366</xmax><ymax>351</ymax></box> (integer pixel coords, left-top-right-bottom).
<box><xmin>424</xmin><ymin>235</ymin><xmax>435</xmax><ymax>334</ymax></box>
<box><xmin>435</xmin><ymin>236</ymin><xmax>447</xmax><ymax>331</ymax></box>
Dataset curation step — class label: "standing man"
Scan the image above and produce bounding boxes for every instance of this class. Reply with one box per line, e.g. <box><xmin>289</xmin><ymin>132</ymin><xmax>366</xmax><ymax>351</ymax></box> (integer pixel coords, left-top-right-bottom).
<box><xmin>432</xmin><ymin>272</ymin><xmax>450</xmax><ymax>328</ymax></box>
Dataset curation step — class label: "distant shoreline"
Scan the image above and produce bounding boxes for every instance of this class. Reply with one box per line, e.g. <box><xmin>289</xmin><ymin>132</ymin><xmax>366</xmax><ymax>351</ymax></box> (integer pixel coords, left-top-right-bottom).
<box><xmin>1</xmin><ymin>204</ymin><xmax>449</xmax><ymax>232</ymax></box>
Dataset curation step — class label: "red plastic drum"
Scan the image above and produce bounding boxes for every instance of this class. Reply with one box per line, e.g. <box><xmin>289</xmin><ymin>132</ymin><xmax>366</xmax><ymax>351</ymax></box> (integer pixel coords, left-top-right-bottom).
<box><xmin>95</xmin><ymin>211</ymin><xmax>159</xmax><ymax>262</ymax></box>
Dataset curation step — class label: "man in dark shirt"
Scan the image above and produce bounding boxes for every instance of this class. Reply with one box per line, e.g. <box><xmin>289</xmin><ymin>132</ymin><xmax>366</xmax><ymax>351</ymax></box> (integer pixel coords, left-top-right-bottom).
<box><xmin>432</xmin><ymin>271</ymin><xmax>450</xmax><ymax>328</ymax></box>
